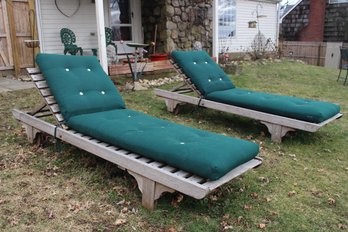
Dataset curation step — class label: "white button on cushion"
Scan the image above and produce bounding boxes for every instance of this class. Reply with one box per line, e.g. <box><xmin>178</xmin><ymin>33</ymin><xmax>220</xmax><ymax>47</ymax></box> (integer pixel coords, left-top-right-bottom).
<box><xmin>65</xmin><ymin>68</ymin><xmax>70</xmax><ymax>71</ymax></box>
<box><xmin>87</xmin><ymin>68</ymin><xmax>91</xmax><ymax>72</ymax></box>
<box><xmin>208</xmin><ymin>79</ymin><xmax>212</xmax><ymax>82</ymax></box>
<box><xmin>101</xmin><ymin>91</ymin><xmax>105</xmax><ymax>94</ymax></box>
<box><xmin>219</xmin><ymin>78</ymin><xmax>222</xmax><ymax>80</ymax></box>
<box><xmin>193</xmin><ymin>62</ymin><xmax>196</xmax><ymax>64</ymax></box>
<box><xmin>79</xmin><ymin>92</ymin><xmax>83</xmax><ymax>95</ymax></box>
<box><xmin>205</xmin><ymin>61</ymin><xmax>208</xmax><ymax>64</ymax></box>
<box><xmin>180</xmin><ymin>142</ymin><xmax>185</xmax><ymax>145</ymax></box>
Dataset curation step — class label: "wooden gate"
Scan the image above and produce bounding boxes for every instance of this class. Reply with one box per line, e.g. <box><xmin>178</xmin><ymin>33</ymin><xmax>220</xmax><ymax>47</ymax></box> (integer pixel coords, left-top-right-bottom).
<box><xmin>0</xmin><ymin>0</ymin><xmax>37</xmax><ymax>77</ymax></box>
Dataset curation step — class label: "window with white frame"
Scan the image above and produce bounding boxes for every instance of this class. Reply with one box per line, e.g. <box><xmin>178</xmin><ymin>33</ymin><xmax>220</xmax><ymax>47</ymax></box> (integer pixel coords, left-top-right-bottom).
<box><xmin>329</xmin><ymin>0</ymin><xmax>348</xmax><ymax>3</ymax></box>
<box><xmin>109</xmin><ymin>0</ymin><xmax>132</xmax><ymax>41</ymax></box>
<box><xmin>218</xmin><ymin>0</ymin><xmax>236</xmax><ymax>38</ymax></box>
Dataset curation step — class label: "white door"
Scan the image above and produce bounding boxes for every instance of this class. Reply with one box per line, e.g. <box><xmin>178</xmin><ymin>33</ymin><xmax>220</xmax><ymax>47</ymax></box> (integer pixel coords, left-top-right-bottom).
<box><xmin>108</xmin><ymin>0</ymin><xmax>142</xmax><ymax>54</ymax></box>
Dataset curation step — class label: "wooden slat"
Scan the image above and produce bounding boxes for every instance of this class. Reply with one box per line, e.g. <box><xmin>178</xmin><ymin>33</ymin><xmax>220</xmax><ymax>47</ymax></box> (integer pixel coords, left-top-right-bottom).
<box><xmin>27</xmin><ymin>67</ymin><xmax>41</xmax><ymax>74</ymax></box>
<box><xmin>137</xmin><ymin>157</ymin><xmax>152</xmax><ymax>163</ymax></box>
<box><xmin>55</xmin><ymin>113</ymin><xmax>64</xmax><ymax>122</ymax></box>
<box><xmin>35</xmin><ymin>80</ymin><xmax>48</xmax><ymax>89</ymax></box>
<box><xmin>160</xmin><ymin>165</ymin><xmax>176</xmax><ymax>173</ymax></box>
<box><xmin>31</xmin><ymin>74</ymin><xmax>45</xmax><ymax>81</ymax></box>
<box><xmin>149</xmin><ymin>161</ymin><xmax>165</xmax><ymax>168</ymax></box>
<box><xmin>50</xmin><ymin>104</ymin><xmax>60</xmax><ymax>113</ymax></box>
<box><xmin>45</xmin><ymin>96</ymin><xmax>56</xmax><ymax>105</ymax></box>
<box><xmin>187</xmin><ymin>175</ymin><xmax>205</xmax><ymax>183</ymax></box>
<box><xmin>39</xmin><ymin>88</ymin><xmax>52</xmax><ymax>97</ymax></box>
<box><xmin>173</xmin><ymin>170</ymin><xmax>191</xmax><ymax>178</ymax></box>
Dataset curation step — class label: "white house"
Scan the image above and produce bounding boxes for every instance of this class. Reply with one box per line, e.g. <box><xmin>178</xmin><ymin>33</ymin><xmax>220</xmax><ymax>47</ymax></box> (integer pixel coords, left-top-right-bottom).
<box><xmin>33</xmin><ymin>0</ymin><xmax>280</xmax><ymax>71</ymax></box>
<box><xmin>214</xmin><ymin>0</ymin><xmax>280</xmax><ymax>57</ymax></box>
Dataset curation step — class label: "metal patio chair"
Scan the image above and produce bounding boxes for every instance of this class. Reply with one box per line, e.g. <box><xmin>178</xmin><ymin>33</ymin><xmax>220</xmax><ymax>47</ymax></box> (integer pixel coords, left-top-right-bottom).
<box><xmin>337</xmin><ymin>47</ymin><xmax>348</xmax><ymax>85</ymax></box>
<box><xmin>60</xmin><ymin>28</ymin><xmax>83</xmax><ymax>56</ymax></box>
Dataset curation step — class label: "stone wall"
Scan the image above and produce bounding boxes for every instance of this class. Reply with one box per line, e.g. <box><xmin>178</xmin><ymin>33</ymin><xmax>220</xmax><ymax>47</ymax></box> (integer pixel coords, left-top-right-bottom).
<box><xmin>142</xmin><ymin>0</ymin><xmax>167</xmax><ymax>53</ymax></box>
<box><xmin>142</xmin><ymin>0</ymin><xmax>213</xmax><ymax>54</ymax></box>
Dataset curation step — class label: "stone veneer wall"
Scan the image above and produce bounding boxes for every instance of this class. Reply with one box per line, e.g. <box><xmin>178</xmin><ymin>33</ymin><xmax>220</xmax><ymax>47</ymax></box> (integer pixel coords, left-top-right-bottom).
<box><xmin>324</xmin><ymin>2</ymin><xmax>348</xmax><ymax>42</ymax></box>
<box><xmin>142</xmin><ymin>0</ymin><xmax>213</xmax><ymax>54</ymax></box>
<box><xmin>281</xmin><ymin>0</ymin><xmax>348</xmax><ymax>42</ymax></box>
<box><xmin>280</xmin><ymin>0</ymin><xmax>310</xmax><ymax>41</ymax></box>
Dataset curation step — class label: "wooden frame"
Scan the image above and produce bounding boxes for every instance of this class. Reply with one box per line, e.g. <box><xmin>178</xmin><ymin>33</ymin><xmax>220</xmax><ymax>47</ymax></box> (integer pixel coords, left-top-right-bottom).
<box><xmin>12</xmin><ymin>67</ymin><xmax>262</xmax><ymax>210</ymax></box>
<box><xmin>154</xmin><ymin>60</ymin><xmax>342</xmax><ymax>143</ymax></box>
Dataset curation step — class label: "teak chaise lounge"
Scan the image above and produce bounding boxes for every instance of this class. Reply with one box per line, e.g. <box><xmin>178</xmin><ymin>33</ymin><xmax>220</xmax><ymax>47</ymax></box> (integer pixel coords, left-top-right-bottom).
<box><xmin>12</xmin><ymin>54</ymin><xmax>262</xmax><ymax>210</ymax></box>
<box><xmin>155</xmin><ymin>51</ymin><xmax>342</xmax><ymax>143</ymax></box>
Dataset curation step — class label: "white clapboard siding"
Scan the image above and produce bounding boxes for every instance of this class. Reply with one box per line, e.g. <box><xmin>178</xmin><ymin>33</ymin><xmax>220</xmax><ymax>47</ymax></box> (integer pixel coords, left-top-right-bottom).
<box><xmin>38</xmin><ymin>0</ymin><xmax>141</xmax><ymax>56</ymax></box>
<box><xmin>38</xmin><ymin>0</ymin><xmax>109</xmax><ymax>55</ymax></box>
<box><xmin>219</xmin><ymin>0</ymin><xmax>278</xmax><ymax>52</ymax></box>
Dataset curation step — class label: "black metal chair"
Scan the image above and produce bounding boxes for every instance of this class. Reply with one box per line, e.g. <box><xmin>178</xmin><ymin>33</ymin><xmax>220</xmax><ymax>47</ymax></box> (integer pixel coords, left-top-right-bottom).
<box><xmin>60</xmin><ymin>28</ymin><xmax>83</xmax><ymax>56</ymax></box>
<box><xmin>105</xmin><ymin>27</ymin><xmax>117</xmax><ymax>54</ymax></box>
<box><xmin>337</xmin><ymin>47</ymin><xmax>348</xmax><ymax>85</ymax></box>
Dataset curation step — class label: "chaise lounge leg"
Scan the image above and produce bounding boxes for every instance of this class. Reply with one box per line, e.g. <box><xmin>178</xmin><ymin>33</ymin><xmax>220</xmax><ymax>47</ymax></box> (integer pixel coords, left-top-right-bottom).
<box><xmin>261</xmin><ymin>121</ymin><xmax>294</xmax><ymax>143</ymax></box>
<box><xmin>164</xmin><ymin>99</ymin><xmax>181</xmax><ymax>114</ymax></box>
<box><xmin>128</xmin><ymin>171</ymin><xmax>175</xmax><ymax>210</ymax></box>
<box><xmin>23</xmin><ymin>124</ymin><xmax>41</xmax><ymax>143</ymax></box>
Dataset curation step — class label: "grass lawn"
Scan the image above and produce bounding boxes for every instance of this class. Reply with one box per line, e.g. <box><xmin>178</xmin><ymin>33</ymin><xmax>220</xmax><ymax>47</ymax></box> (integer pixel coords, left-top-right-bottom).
<box><xmin>0</xmin><ymin>60</ymin><xmax>347</xmax><ymax>231</ymax></box>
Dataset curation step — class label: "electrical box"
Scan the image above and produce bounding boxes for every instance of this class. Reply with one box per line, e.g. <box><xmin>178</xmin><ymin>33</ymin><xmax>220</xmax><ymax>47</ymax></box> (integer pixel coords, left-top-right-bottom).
<box><xmin>325</xmin><ymin>42</ymin><xmax>343</xmax><ymax>69</ymax></box>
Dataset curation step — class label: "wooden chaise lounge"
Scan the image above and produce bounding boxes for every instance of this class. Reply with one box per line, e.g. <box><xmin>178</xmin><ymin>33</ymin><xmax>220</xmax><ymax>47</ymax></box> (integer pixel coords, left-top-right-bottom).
<box><xmin>155</xmin><ymin>51</ymin><xmax>342</xmax><ymax>143</ymax></box>
<box><xmin>12</xmin><ymin>54</ymin><xmax>262</xmax><ymax>210</ymax></box>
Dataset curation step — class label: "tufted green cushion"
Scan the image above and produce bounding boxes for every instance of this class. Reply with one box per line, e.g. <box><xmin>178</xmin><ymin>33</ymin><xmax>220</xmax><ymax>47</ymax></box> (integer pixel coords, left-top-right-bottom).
<box><xmin>36</xmin><ymin>53</ymin><xmax>125</xmax><ymax>121</ymax></box>
<box><xmin>68</xmin><ymin>109</ymin><xmax>259</xmax><ymax>180</ymax></box>
<box><xmin>206</xmin><ymin>88</ymin><xmax>340</xmax><ymax>123</ymax></box>
<box><xmin>171</xmin><ymin>51</ymin><xmax>235</xmax><ymax>95</ymax></box>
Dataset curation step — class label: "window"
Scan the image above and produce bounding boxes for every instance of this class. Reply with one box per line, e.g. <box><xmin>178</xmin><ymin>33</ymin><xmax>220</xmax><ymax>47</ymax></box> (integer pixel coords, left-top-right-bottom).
<box><xmin>109</xmin><ymin>0</ymin><xmax>132</xmax><ymax>41</ymax></box>
<box><xmin>218</xmin><ymin>0</ymin><xmax>236</xmax><ymax>38</ymax></box>
<box><xmin>329</xmin><ymin>0</ymin><xmax>348</xmax><ymax>3</ymax></box>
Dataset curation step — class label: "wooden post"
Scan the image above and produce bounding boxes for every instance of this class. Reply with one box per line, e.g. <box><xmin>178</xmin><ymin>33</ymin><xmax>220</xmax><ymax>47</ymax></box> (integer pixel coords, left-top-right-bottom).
<box><xmin>28</xmin><ymin>0</ymin><xmax>39</xmax><ymax>63</ymax></box>
<box><xmin>317</xmin><ymin>43</ymin><xmax>322</xmax><ymax>66</ymax></box>
<box><xmin>6</xmin><ymin>0</ymin><xmax>20</xmax><ymax>77</ymax></box>
<box><xmin>164</xmin><ymin>99</ymin><xmax>180</xmax><ymax>113</ymax></box>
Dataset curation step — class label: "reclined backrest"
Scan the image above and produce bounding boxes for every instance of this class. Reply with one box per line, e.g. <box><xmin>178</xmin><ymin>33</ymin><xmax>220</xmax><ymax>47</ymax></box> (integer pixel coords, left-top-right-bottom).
<box><xmin>171</xmin><ymin>50</ymin><xmax>235</xmax><ymax>96</ymax></box>
<box><xmin>36</xmin><ymin>54</ymin><xmax>125</xmax><ymax>122</ymax></box>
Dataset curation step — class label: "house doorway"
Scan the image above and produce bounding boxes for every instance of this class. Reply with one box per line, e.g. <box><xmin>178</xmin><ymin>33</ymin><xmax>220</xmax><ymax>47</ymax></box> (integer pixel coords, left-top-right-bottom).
<box><xmin>109</xmin><ymin>0</ymin><xmax>142</xmax><ymax>54</ymax></box>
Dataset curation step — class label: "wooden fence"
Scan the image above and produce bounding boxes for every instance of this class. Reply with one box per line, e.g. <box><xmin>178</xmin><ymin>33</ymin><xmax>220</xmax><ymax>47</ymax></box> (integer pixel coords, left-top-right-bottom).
<box><xmin>279</xmin><ymin>41</ymin><xmax>327</xmax><ymax>66</ymax></box>
<box><xmin>0</xmin><ymin>0</ymin><xmax>37</xmax><ymax>76</ymax></box>
<box><xmin>279</xmin><ymin>41</ymin><xmax>348</xmax><ymax>68</ymax></box>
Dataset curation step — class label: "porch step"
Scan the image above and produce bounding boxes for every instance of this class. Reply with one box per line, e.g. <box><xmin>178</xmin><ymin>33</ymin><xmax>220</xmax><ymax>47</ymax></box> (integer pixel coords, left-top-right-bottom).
<box><xmin>108</xmin><ymin>60</ymin><xmax>173</xmax><ymax>76</ymax></box>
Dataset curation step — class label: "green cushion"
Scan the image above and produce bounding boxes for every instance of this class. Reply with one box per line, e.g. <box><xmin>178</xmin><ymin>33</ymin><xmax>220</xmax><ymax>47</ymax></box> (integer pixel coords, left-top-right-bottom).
<box><xmin>206</xmin><ymin>88</ymin><xmax>340</xmax><ymax>123</ymax></box>
<box><xmin>68</xmin><ymin>109</ymin><xmax>259</xmax><ymax>180</ymax></box>
<box><xmin>36</xmin><ymin>53</ymin><xmax>125</xmax><ymax>121</ymax></box>
<box><xmin>171</xmin><ymin>51</ymin><xmax>235</xmax><ymax>95</ymax></box>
